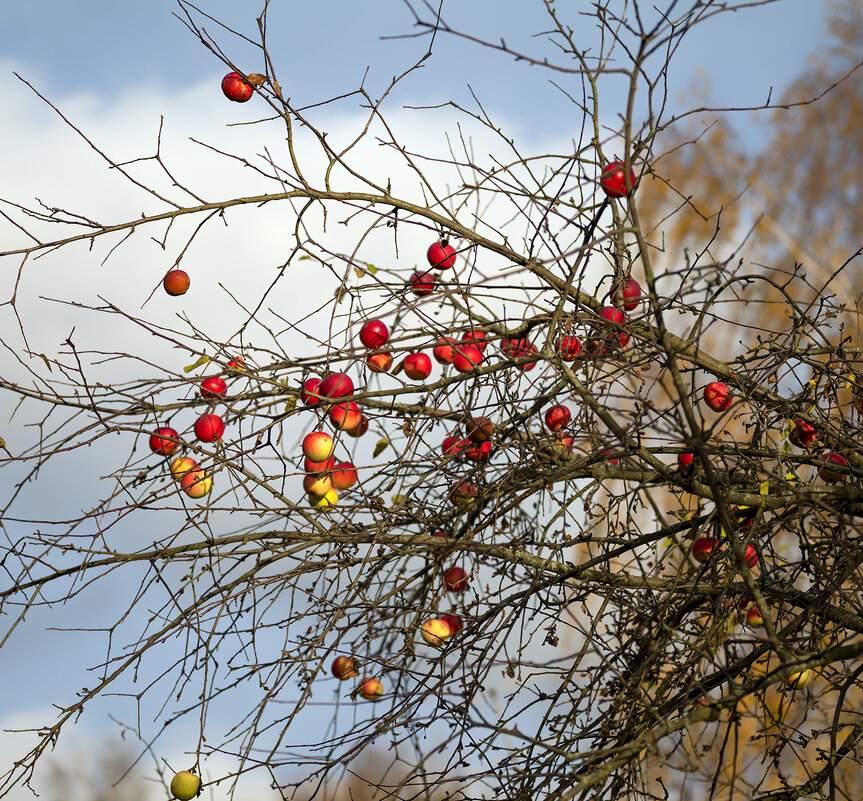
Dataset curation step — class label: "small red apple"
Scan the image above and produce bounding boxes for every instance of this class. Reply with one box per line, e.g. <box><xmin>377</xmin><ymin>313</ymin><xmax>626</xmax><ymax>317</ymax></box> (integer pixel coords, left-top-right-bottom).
<box><xmin>443</xmin><ymin>566</ymin><xmax>468</xmax><ymax>592</ymax></box>
<box><xmin>427</xmin><ymin>240</ymin><xmax>457</xmax><ymax>270</ymax></box>
<box><xmin>301</xmin><ymin>377</ymin><xmax>323</xmax><ymax>406</ymax></box>
<box><xmin>367</xmin><ymin>352</ymin><xmax>394</xmax><ymax>373</ymax></box>
<box><xmin>583</xmin><ymin>340</ymin><xmax>608</xmax><ymax>361</ymax></box>
<box><xmin>544</xmin><ymin>405</ymin><xmax>571</xmax><ymax>432</ymax></box>
<box><xmin>442</xmin><ymin>435</ymin><xmax>469</xmax><ymax>456</ymax></box>
<box><xmin>461</xmin><ymin>329</ymin><xmax>488</xmax><ymax>353</ymax></box>
<box><xmin>610</xmin><ymin>278</ymin><xmax>642</xmax><ymax>310</ymax></box>
<box><xmin>464</xmin><ymin>441</ymin><xmax>493</xmax><ymax>462</ymax></box>
<box><xmin>433</xmin><ymin>336</ymin><xmax>456</xmax><ymax>365</ymax></box>
<box><xmin>302</xmin><ymin>431</ymin><xmax>334</xmax><ymax>462</ymax></box>
<box><xmin>149</xmin><ymin>427</ymin><xmax>180</xmax><ymax>456</ymax></box>
<box><xmin>432</xmin><ymin>530</ymin><xmax>450</xmax><ymax>538</ymax></box>
<box><xmin>194</xmin><ymin>413</ymin><xmax>224</xmax><ymax>443</ymax></box>
<box><xmin>200</xmin><ymin>376</ymin><xmax>227</xmax><ymax>398</ymax></box>
<box><xmin>599</xmin><ymin>160</ymin><xmax>637</xmax><ymax>198</ymax></box>
<box><xmin>404</xmin><ymin>352</ymin><xmax>432</xmax><ymax>380</ymax></box>
<box><xmin>743</xmin><ymin>543</ymin><xmax>759</xmax><ymax>568</ymax></box>
<box><xmin>599</xmin><ymin>306</ymin><xmax>630</xmax><ymax>346</ymax></box>
<box><xmin>441</xmin><ymin>614</ymin><xmax>462</xmax><ymax>635</ymax></box>
<box><xmin>819</xmin><ymin>453</ymin><xmax>848</xmax><ymax>483</ymax></box>
<box><xmin>180</xmin><ymin>468</ymin><xmax>212</xmax><ymax>499</ymax></box>
<box><xmin>330</xmin><ymin>401</ymin><xmax>361</xmax><ymax>431</ymax></box>
<box><xmin>409</xmin><ymin>271</ymin><xmax>435</xmax><ymax>296</ymax></box>
<box><xmin>221</xmin><ymin>71</ymin><xmax>253</xmax><ymax>102</ymax></box>
<box><xmin>692</xmin><ymin>537</ymin><xmax>718</xmax><ymax>564</ymax></box>
<box><xmin>163</xmin><ymin>269</ymin><xmax>190</xmax><ymax>296</ymax></box>
<box><xmin>789</xmin><ymin>418</ymin><xmax>817</xmax><ymax>448</ymax></box>
<box><xmin>601</xmin><ymin>448</ymin><xmax>619</xmax><ymax>466</ymax></box>
<box><xmin>331</xmin><ymin>461</ymin><xmax>358</xmax><ymax>491</ymax></box>
<box><xmin>227</xmin><ymin>356</ymin><xmax>245</xmax><ymax>371</ymax></box>
<box><xmin>678</xmin><ymin>452</ymin><xmax>694</xmax><ymax>471</ymax></box>
<box><xmin>703</xmin><ymin>381</ymin><xmax>732</xmax><ymax>412</ymax></box>
<box><xmin>331</xmin><ymin>656</ymin><xmax>359</xmax><ymax>680</ymax></box>
<box><xmin>452</xmin><ymin>344</ymin><xmax>483</xmax><ymax>373</ymax></box>
<box><xmin>359</xmin><ymin>319</ymin><xmax>389</xmax><ymax>349</ymax></box>
<box><xmin>555</xmin><ymin>336</ymin><xmax>582</xmax><ymax>361</ymax></box>
<box><xmin>319</xmin><ymin>372</ymin><xmax>354</xmax><ymax>400</ymax></box>
<box><xmin>746</xmin><ymin>607</ymin><xmax>764</xmax><ymax>628</ymax></box>
<box><xmin>304</xmin><ymin>455</ymin><xmax>335</xmax><ymax>473</ymax></box>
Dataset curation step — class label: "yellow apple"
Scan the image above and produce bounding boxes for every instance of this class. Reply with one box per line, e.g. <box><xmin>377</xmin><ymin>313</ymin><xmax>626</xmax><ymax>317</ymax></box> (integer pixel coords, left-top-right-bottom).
<box><xmin>420</xmin><ymin>618</ymin><xmax>451</xmax><ymax>646</ymax></box>
<box><xmin>170</xmin><ymin>771</ymin><xmax>201</xmax><ymax>801</ymax></box>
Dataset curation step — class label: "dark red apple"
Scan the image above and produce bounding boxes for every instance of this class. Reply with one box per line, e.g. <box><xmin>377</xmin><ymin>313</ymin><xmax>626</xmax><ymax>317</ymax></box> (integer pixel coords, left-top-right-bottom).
<box><xmin>319</xmin><ymin>372</ymin><xmax>354</xmax><ymax>400</ymax></box>
<box><xmin>359</xmin><ymin>319</ymin><xmax>389</xmax><ymax>349</ymax></box>
<box><xmin>443</xmin><ymin>566</ymin><xmax>468</xmax><ymax>592</ymax></box>
<box><xmin>200</xmin><ymin>376</ymin><xmax>227</xmax><ymax>398</ymax></box>
<box><xmin>301</xmin><ymin>378</ymin><xmax>323</xmax><ymax>406</ymax></box>
<box><xmin>404</xmin><ymin>352</ymin><xmax>432</xmax><ymax>380</ymax></box>
<box><xmin>194</xmin><ymin>413</ymin><xmax>224</xmax><ymax>443</ymax></box>
<box><xmin>163</xmin><ymin>269</ymin><xmax>190</xmax><ymax>296</ymax></box>
<box><xmin>610</xmin><ymin>277</ymin><xmax>642</xmax><ymax>310</ymax></box>
<box><xmin>599</xmin><ymin>306</ymin><xmax>630</xmax><ymax>346</ymax></box>
<box><xmin>703</xmin><ymin>382</ymin><xmax>732</xmax><ymax>412</ymax></box>
<box><xmin>789</xmin><ymin>418</ymin><xmax>817</xmax><ymax>448</ymax></box>
<box><xmin>544</xmin><ymin>405</ymin><xmax>571</xmax><ymax>432</ymax></box>
<box><xmin>465</xmin><ymin>416</ymin><xmax>493</xmax><ymax>443</ymax></box>
<box><xmin>819</xmin><ymin>453</ymin><xmax>848</xmax><ymax>483</ymax></box>
<box><xmin>409</xmin><ymin>271</ymin><xmax>435</xmax><ymax>296</ymax></box>
<box><xmin>427</xmin><ymin>241</ymin><xmax>457</xmax><ymax>270</ymax></box>
<box><xmin>692</xmin><ymin>537</ymin><xmax>718</xmax><ymax>564</ymax></box>
<box><xmin>555</xmin><ymin>336</ymin><xmax>582</xmax><ymax>361</ymax></box>
<box><xmin>149</xmin><ymin>427</ymin><xmax>180</xmax><ymax>456</ymax></box>
<box><xmin>599</xmin><ymin>161</ymin><xmax>637</xmax><ymax>198</ymax></box>
<box><xmin>441</xmin><ymin>614</ymin><xmax>462</xmax><ymax>635</ymax></box>
<box><xmin>221</xmin><ymin>72</ymin><xmax>253</xmax><ymax>102</ymax></box>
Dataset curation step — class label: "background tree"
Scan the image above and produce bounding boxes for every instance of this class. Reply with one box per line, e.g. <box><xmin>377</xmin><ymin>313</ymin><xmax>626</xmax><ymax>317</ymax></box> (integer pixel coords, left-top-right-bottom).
<box><xmin>1</xmin><ymin>3</ymin><xmax>863</xmax><ymax>801</ymax></box>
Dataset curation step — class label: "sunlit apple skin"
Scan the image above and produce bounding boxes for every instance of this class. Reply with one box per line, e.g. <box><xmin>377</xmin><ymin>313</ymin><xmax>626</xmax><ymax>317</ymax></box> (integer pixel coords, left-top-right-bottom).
<box><xmin>443</xmin><ymin>566</ymin><xmax>468</xmax><ymax>592</ymax></box>
<box><xmin>461</xmin><ymin>329</ymin><xmax>488</xmax><ymax>353</ymax></box>
<box><xmin>441</xmin><ymin>614</ymin><xmax>462</xmax><ymax>635</ymax></box>
<box><xmin>221</xmin><ymin>71</ymin><xmax>253</xmax><ymax>102</ymax></box>
<box><xmin>302</xmin><ymin>431</ymin><xmax>334</xmax><ymax>462</ymax></box>
<box><xmin>319</xmin><ymin>372</ymin><xmax>354</xmax><ymax>400</ymax></box>
<box><xmin>181</xmin><ymin>469</ymin><xmax>212</xmax><ymax>499</ymax></box>
<box><xmin>427</xmin><ymin>241</ymin><xmax>457</xmax><ymax>270</ymax></box>
<box><xmin>163</xmin><ymin>269</ymin><xmax>190</xmax><ymax>296</ymax></box>
<box><xmin>200</xmin><ymin>376</ymin><xmax>227</xmax><ymax>398</ymax></box>
<box><xmin>787</xmin><ymin>668</ymin><xmax>815</xmax><ymax>689</ymax></box>
<box><xmin>819</xmin><ymin>453</ymin><xmax>848</xmax><ymax>483</ymax></box>
<box><xmin>464</xmin><ymin>441</ymin><xmax>493</xmax><ymax>462</ymax></box>
<box><xmin>554</xmin><ymin>434</ymin><xmax>574</xmax><ymax>451</ymax></box>
<box><xmin>599</xmin><ymin>161</ymin><xmax>637</xmax><ymax>198</ymax></box>
<box><xmin>346</xmin><ymin>414</ymin><xmax>369</xmax><ymax>438</ymax></box>
<box><xmin>409</xmin><ymin>270</ymin><xmax>435</xmax><ymax>296</ymax></box>
<box><xmin>359</xmin><ymin>319</ymin><xmax>389</xmax><ymax>349</ymax></box>
<box><xmin>452</xmin><ymin>344</ymin><xmax>483</xmax><ymax>373</ymax></box>
<box><xmin>442</xmin><ymin>435</ymin><xmax>469</xmax><ymax>457</ymax></box>
<box><xmin>149</xmin><ymin>427</ymin><xmax>180</xmax><ymax>456</ymax></box>
<box><xmin>703</xmin><ymin>381</ymin><xmax>732</xmax><ymax>412</ymax></box>
<box><xmin>555</xmin><ymin>336</ymin><xmax>581</xmax><ymax>361</ymax></box>
<box><xmin>331</xmin><ymin>461</ymin><xmax>358</xmax><ymax>490</ymax></box>
<box><xmin>331</xmin><ymin>656</ymin><xmax>359</xmax><ymax>680</ymax></box>
<box><xmin>404</xmin><ymin>352</ymin><xmax>432</xmax><ymax>380</ymax></box>
<box><xmin>170</xmin><ymin>456</ymin><xmax>197</xmax><ymax>481</ymax></box>
<box><xmin>358</xmin><ymin>677</ymin><xmax>383</xmax><ymax>700</ymax></box>
<box><xmin>194</xmin><ymin>413</ymin><xmax>225</xmax><ymax>443</ymax></box>
<box><xmin>170</xmin><ymin>770</ymin><xmax>201</xmax><ymax>801</ymax></box>
<box><xmin>303</xmin><ymin>473</ymin><xmax>333</xmax><ymax>496</ymax></box>
<box><xmin>678</xmin><ymin>452</ymin><xmax>694</xmax><ymax>471</ymax></box>
<box><xmin>311</xmin><ymin>488</ymin><xmax>339</xmax><ymax>508</ymax></box>
<box><xmin>227</xmin><ymin>356</ymin><xmax>245</xmax><ymax>371</ymax></box>
<box><xmin>599</xmin><ymin>306</ymin><xmax>630</xmax><ymax>346</ymax></box>
<box><xmin>692</xmin><ymin>537</ymin><xmax>718</xmax><ymax>564</ymax></box>
<box><xmin>610</xmin><ymin>277</ymin><xmax>642</xmax><ymax>310</ymax></box>
<box><xmin>367</xmin><ymin>351</ymin><xmax>394</xmax><ymax>373</ymax></box>
<box><xmin>465</xmin><ymin>416</ymin><xmax>493</xmax><ymax>443</ymax></box>
<box><xmin>301</xmin><ymin>377</ymin><xmax>323</xmax><ymax>406</ymax></box>
<box><xmin>420</xmin><ymin>618</ymin><xmax>452</xmax><ymax>646</ymax></box>
<box><xmin>305</xmin><ymin>455</ymin><xmax>335</xmax><ymax>473</ymax></box>
<box><xmin>544</xmin><ymin>405</ymin><xmax>571</xmax><ymax>432</ymax></box>
<box><xmin>330</xmin><ymin>401</ymin><xmax>361</xmax><ymax>431</ymax></box>
<box><xmin>789</xmin><ymin>418</ymin><xmax>817</xmax><ymax>447</ymax></box>
<box><xmin>433</xmin><ymin>336</ymin><xmax>456</xmax><ymax>365</ymax></box>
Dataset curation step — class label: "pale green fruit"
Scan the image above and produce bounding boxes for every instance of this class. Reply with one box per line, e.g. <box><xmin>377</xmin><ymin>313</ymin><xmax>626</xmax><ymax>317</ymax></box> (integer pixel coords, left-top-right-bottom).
<box><xmin>170</xmin><ymin>771</ymin><xmax>201</xmax><ymax>801</ymax></box>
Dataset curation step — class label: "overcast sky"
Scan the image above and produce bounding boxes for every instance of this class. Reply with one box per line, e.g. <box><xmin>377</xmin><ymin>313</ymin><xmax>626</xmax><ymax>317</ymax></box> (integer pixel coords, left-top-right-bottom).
<box><xmin>0</xmin><ymin>1</ymin><xmax>836</xmax><ymax>798</ymax></box>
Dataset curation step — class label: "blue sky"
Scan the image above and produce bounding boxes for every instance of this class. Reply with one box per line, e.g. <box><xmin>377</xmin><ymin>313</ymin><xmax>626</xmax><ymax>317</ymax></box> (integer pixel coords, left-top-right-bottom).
<box><xmin>0</xmin><ymin>1</ymin><xmax>839</xmax><ymax>798</ymax></box>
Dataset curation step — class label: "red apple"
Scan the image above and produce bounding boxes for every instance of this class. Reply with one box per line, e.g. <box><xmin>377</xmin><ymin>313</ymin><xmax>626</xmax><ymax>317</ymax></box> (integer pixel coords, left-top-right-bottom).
<box><xmin>461</xmin><ymin>329</ymin><xmax>488</xmax><ymax>353</ymax></box>
<box><xmin>789</xmin><ymin>418</ymin><xmax>817</xmax><ymax>448</ymax></box>
<box><xmin>601</xmin><ymin>448</ymin><xmax>620</xmax><ymax>466</ymax></box>
<box><xmin>302</xmin><ymin>431</ymin><xmax>334</xmax><ymax>462</ymax></box>
<box><xmin>678</xmin><ymin>452</ymin><xmax>694</xmax><ymax>471</ymax></box>
<box><xmin>427</xmin><ymin>241</ymin><xmax>457</xmax><ymax>270</ymax></box>
<box><xmin>170</xmin><ymin>455</ymin><xmax>197</xmax><ymax>480</ymax></box>
<box><xmin>149</xmin><ymin>427</ymin><xmax>180</xmax><ymax>456</ymax></box>
<box><xmin>200</xmin><ymin>376</ymin><xmax>227</xmax><ymax>398</ymax></box>
<box><xmin>301</xmin><ymin>377</ymin><xmax>323</xmax><ymax>406</ymax></box>
<box><xmin>449</xmin><ymin>481</ymin><xmax>477</xmax><ymax>506</ymax></box>
<box><xmin>465</xmin><ymin>416</ymin><xmax>493</xmax><ymax>443</ymax></box>
<box><xmin>331</xmin><ymin>461</ymin><xmax>358</xmax><ymax>490</ymax></box>
<box><xmin>358</xmin><ymin>677</ymin><xmax>383</xmax><ymax>701</ymax></box>
<box><xmin>304</xmin><ymin>455</ymin><xmax>335</xmax><ymax>473</ymax></box>
<box><xmin>330</xmin><ymin>401</ymin><xmax>361</xmax><ymax>431</ymax></box>
<box><xmin>409</xmin><ymin>271</ymin><xmax>435</xmax><ymax>296</ymax></box>
<box><xmin>319</xmin><ymin>372</ymin><xmax>354</xmax><ymax>400</ymax></box>
<box><xmin>404</xmin><ymin>352</ymin><xmax>432</xmax><ymax>380</ymax></box>
<box><xmin>432</xmin><ymin>530</ymin><xmax>450</xmax><ymax>538</ymax></box>
<box><xmin>180</xmin><ymin>468</ymin><xmax>212</xmax><ymax>499</ymax></box>
<box><xmin>544</xmin><ymin>405</ymin><xmax>571</xmax><ymax>432</ymax></box>
<box><xmin>303</xmin><ymin>473</ymin><xmax>333</xmax><ymax>496</ymax></box>
<box><xmin>452</xmin><ymin>344</ymin><xmax>483</xmax><ymax>373</ymax></box>
<box><xmin>599</xmin><ymin>306</ymin><xmax>630</xmax><ymax>346</ymax></box>
<box><xmin>433</xmin><ymin>336</ymin><xmax>456</xmax><ymax>365</ymax></box>
<box><xmin>692</xmin><ymin>537</ymin><xmax>718</xmax><ymax>564</ymax></box>
<box><xmin>703</xmin><ymin>382</ymin><xmax>732</xmax><ymax>412</ymax></box>
<box><xmin>819</xmin><ymin>453</ymin><xmax>848</xmax><ymax>483</ymax></box>
<box><xmin>441</xmin><ymin>614</ymin><xmax>463</xmax><ymax>635</ymax></box>
<box><xmin>732</xmin><ymin>505</ymin><xmax>753</xmax><ymax>530</ymax></box>
<box><xmin>743</xmin><ymin>543</ymin><xmax>759</xmax><ymax>568</ymax></box>
<box><xmin>367</xmin><ymin>352</ymin><xmax>394</xmax><ymax>373</ymax></box>
<box><xmin>163</xmin><ymin>269</ymin><xmax>190</xmax><ymax>296</ymax></box>
<box><xmin>194</xmin><ymin>413</ymin><xmax>224</xmax><ymax>443</ymax></box>
<box><xmin>442</xmin><ymin>435</ymin><xmax>469</xmax><ymax>457</ymax></box>
<box><xmin>331</xmin><ymin>656</ymin><xmax>359</xmax><ymax>680</ymax></box>
<box><xmin>464</xmin><ymin>441</ymin><xmax>493</xmax><ymax>462</ymax></box>
<box><xmin>221</xmin><ymin>71</ymin><xmax>253</xmax><ymax>102</ymax></box>
<box><xmin>555</xmin><ymin>336</ymin><xmax>582</xmax><ymax>361</ymax></box>
<box><xmin>610</xmin><ymin>277</ymin><xmax>642</xmax><ymax>310</ymax></box>
<box><xmin>599</xmin><ymin>160</ymin><xmax>637</xmax><ymax>198</ymax></box>
<box><xmin>359</xmin><ymin>319</ymin><xmax>389</xmax><ymax>349</ymax></box>
<box><xmin>346</xmin><ymin>414</ymin><xmax>369</xmax><ymax>438</ymax></box>
<box><xmin>227</xmin><ymin>356</ymin><xmax>245</xmax><ymax>371</ymax></box>
<box><xmin>746</xmin><ymin>607</ymin><xmax>764</xmax><ymax>628</ymax></box>
<box><xmin>443</xmin><ymin>566</ymin><xmax>468</xmax><ymax>592</ymax></box>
